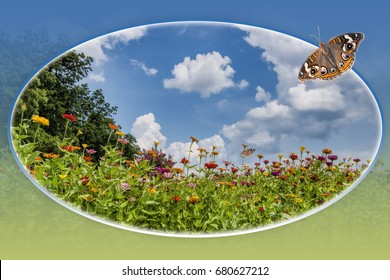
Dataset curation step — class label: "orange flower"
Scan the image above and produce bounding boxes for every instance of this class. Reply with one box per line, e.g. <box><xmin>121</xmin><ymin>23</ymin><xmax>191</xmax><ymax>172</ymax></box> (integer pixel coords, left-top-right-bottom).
<box><xmin>108</xmin><ymin>123</ymin><xmax>119</xmax><ymax>130</ymax></box>
<box><xmin>43</xmin><ymin>153</ymin><xmax>59</xmax><ymax>159</ymax></box>
<box><xmin>190</xmin><ymin>136</ymin><xmax>199</xmax><ymax>143</ymax></box>
<box><xmin>172</xmin><ymin>167</ymin><xmax>184</xmax><ymax>174</ymax></box>
<box><xmin>189</xmin><ymin>196</ymin><xmax>199</xmax><ymax>204</ymax></box>
<box><xmin>61</xmin><ymin>145</ymin><xmax>81</xmax><ymax>152</ymax></box>
<box><xmin>84</xmin><ymin>156</ymin><xmax>93</xmax><ymax>162</ymax></box>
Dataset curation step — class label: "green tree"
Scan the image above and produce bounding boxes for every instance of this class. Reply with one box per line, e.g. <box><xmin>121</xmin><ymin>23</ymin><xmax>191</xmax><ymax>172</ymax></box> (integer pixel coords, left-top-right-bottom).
<box><xmin>12</xmin><ymin>50</ymin><xmax>139</xmax><ymax>160</ymax></box>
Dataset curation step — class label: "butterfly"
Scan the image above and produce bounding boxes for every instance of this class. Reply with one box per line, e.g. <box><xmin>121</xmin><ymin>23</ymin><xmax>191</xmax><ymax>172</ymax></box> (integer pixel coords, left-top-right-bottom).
<box><xmin>298</xmin><ymin>32</ymin><xmax>364</xmax><ymax>81</ymax></box>
<box><xmin>241</xmin><ymin>148</ymin><xmax>255</xmax><ymax>157</ymax></box>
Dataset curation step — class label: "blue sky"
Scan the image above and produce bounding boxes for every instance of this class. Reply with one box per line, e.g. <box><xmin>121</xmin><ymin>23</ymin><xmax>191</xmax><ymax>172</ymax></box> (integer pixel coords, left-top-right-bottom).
<box><xmin>2</xmin><ymin>1</ymin><xmax>388</xmax><ymax>166</ymax></box>
<box><xmin>70</xmin><ymin>22</ymin><xmax>381</xmax><ymax>166</ymax></box>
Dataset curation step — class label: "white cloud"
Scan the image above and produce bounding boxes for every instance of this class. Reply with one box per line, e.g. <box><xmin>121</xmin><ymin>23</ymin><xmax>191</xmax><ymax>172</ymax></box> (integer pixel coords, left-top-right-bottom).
<box><xmin>74</xmin><ymin>27</ymin><xmax>147</xmax><ymax>66</ymax></box>
<box><xmin>237</xmin><ymin>79</ymin><xmax>249</xmax><ymax>89</ymax></box>
<box><xmin>87</xmin><ymin>70</ymin><xmax>105</xmax><ymax>82</ymax></box>
<box><xmin>130</xmin><ymin>113</ymin><xmax>167</xmax><ymax>150</ymax></box>
<box><xmin>255</xmin><ymin>86</ymin><xmax>271</xmax><ymax>102</ymax></box>
<box><xmin>164</xmin><ymin>134</ymin><xmax>226</xmax><ymax>165</ymax></box>
<box><xmin>215</xmin><ymin>25</ymin><xmax>379</xmax><ymax>159</ymax></box>
<box><xmin>130</xmin><ymin>59</ymin><xmax>158</xmax><ymax>76</ymax></box>
<box><xmin>287</xmin><ymin>83</ymin><xmax>345</xmax><ymax>111</ymax></box>
<box><xmin>163</xmin><ymin>51</ymin><xmax>241</xmax><ymax>98</ymax></box>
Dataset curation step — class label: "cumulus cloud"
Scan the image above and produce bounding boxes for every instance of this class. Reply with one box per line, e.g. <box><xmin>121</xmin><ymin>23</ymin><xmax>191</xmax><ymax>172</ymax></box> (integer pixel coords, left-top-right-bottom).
<box><xmin>74</xmin><ymin>27</ymin><xmax>147</xmax><ymax>66</ymax></box>
<box><xmin>130</xmin><ymin>59</ymin><xmax>158</xmax><ymax>76</ymax></box>
<box><xmin>130</xmin><ymin>113</ymin><xmax>227</xmax><ymax>166</ymax></box>
<box><xmin>255</xmin><ymin>86</ymin><xmax>271</xmax><ymax>102</ymax></box>
<box><xmin>130</xmin><ymin>113</ymin><xmax>167</xmax><ymax>150</ymax></box>
<box><xmin>237</xmin><ymin>79</ymin><xmax>249</xmax><ymax>89</ymax></box>
<box><xmin>163</xmin><ymin>51</ymin><xmax>244</xmax><ymax>98</ymax></box>
<box><xmin>87</xmin><ymin>70</ymin><xmax>106</xmax><ymax>82</ymax></box>
<box><xmin>217</xmin><ymin>25</ymin><xmax>379</xmax><ymax>158</ymax></box>
<box><xmin>164</xmin><ymin>134</ymin><xmax>226</xmax><ymax>165</ymax></box>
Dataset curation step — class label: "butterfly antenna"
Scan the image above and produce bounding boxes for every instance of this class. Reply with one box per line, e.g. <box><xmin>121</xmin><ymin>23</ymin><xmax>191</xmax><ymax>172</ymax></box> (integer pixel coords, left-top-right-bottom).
<box><xmin>308</xmin><ymin>26</ymin><xmax>322</xmax><ymax>43</ymax></box>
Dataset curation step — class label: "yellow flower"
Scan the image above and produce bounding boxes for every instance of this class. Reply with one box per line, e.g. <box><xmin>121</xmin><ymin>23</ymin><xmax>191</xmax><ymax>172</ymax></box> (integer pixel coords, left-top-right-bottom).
<box><xmin>77</xmin><ymin>130</ymin><xmax>83</xmax><ymax>136</ymax></box>
<box><xmin>59</xmin><ymin>174</ymin><xmax>67</xmax><ymax>179</ymax></box>
<box><xmin>32</xmin><ymin>115</ymin><xmax>49</xmax><ymax>126</ymax></box>
<box><xmin>82</xmin><ymin>143</ymin><xmax>88</xmax><ymax>148</ymax></box>
<box><xmin>90</xmin><ymin>187</ymin><xmax>98</xmax><ymax>193</ymax></box>
<box><xmin>115</xmin><ymin>131</ymin><xmax>125</xmax><ymax>136</ymax></box>
<box><xmin>147</xmin><ymin>187</ymin><xmax>156</xmax><ymax>194</ymax></box>
<box><xmin>299</xmin><ymin>146</ymin><xmax>306</xmax><ymax>152</ymax></box>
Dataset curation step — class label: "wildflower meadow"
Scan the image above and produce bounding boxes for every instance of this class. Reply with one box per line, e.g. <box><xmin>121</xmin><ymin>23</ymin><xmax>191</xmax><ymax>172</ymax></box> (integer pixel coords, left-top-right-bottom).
<box><xmin>11</xmin><ymin>111</ymin><xmax>370</xmax><ymax>234</ymax></box>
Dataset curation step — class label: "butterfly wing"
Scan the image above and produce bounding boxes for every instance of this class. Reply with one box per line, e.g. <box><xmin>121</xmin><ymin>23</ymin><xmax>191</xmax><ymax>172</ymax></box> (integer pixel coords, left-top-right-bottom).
<box><xmin>241</xmin><ymin>148</ymin><xmax>255</xmax><ymax>157</ymax></box>
<box><xmin>298</xmin><ymin>32</ymin><xmax>364</xmax><ymax>81</ymax></box>
<box><xmin>298</xmin><ymin>47</ymin><xmax>340</xmax><ymax>81</ymax></box>
<box><xmin>323</xmin><ymin>32</ymin><xmax>364</xmax><ymax>77</ymax></box>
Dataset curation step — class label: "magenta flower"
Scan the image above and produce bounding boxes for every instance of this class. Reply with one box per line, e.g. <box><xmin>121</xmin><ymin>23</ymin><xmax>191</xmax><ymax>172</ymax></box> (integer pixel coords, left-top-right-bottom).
<box><xmin>328</xmin><ymin>155</ymin><xmax>338</xmax><ymax>161</ymax></box>
<box><xmin>318</xmin><ymin>156</ymin><xmax>326</xmax><ymax>162</ymax></box>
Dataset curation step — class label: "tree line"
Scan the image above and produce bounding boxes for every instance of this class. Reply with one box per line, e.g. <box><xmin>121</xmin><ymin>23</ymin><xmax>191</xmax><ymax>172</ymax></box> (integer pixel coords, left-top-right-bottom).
<box><xmin>12</xmin><ymin>50</ymin><xmax>139</xmax><ymax>160</ymax></box>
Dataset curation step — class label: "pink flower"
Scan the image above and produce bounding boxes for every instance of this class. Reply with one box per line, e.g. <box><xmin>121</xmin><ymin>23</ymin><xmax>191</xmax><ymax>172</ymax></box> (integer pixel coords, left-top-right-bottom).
<box><xmin>118</xmin><ymin>138</ymin><xmax>129</xmax><ymax>145</ymax></box>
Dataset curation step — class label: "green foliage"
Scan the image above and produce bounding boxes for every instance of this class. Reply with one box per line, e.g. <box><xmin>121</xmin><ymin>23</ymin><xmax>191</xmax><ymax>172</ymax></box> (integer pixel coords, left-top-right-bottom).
<box><xmin>12</xmin><ymin>121</ymin><xmax>370</xmax><ymax>233</ymax></box>
<box><xmin>12</xmin><ymin>50</ymin><xmax>138</xmax><ymax>159</ymax></box>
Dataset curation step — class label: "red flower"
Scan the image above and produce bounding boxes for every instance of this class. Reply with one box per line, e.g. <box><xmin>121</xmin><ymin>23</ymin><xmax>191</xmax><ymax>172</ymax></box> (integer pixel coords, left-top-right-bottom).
<box><xmin>180</xmin><ymin>157</ymin><xmax>189</xmax><ymax>164</ymax></box>
<box><xmin>84</xmin><ymin>156</ymin><xmax>92</xmax><ymax>162</ymax></box>
<box><xmin>204</xmin><ymin>162</ymin><xmax>218</xmax><ymax>169</ymax></box>
<box><xmin>231</xmin><ymin>167</ymin><xmax>239</xmax><ymax>174</ymax></box>
<box><xmin>171</xmin><ymin>195</ymin><xmax>182</xmax><ymax>202</ymax></box>
<box><xmin>62</xmin><ymin>113</ymin><xmax>77</xmax><ymax>123</ymax></box>
<box><xmin>80</xmin><ymin>176</ymin><xmax>90</xmax><ymax>185</ymax></box>
<box><xmin>289</xmin><ymin>153</ymin><xmax>298</xmax><ymax>161</ymax></box>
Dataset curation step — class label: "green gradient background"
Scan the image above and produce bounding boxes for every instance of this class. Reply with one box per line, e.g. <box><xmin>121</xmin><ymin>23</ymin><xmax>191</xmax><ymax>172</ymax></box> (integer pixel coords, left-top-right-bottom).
<box><xmin>1</xmin><ymin>163</ymin><xmax>389</xmax><ymax>259</ymax></box>
<box><xmin>1</xmin><ymin>0</ymin><xmax>390</xmax><ymax>260</ymax></box>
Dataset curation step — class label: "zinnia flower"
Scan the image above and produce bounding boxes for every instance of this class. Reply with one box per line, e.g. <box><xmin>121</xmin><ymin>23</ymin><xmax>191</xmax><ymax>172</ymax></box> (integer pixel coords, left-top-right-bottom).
<box><xmin>204</xmin><ymin>162</ymin><xmax>218</xmax><ymax>169</ymax></box>
<box><xmin>115</xmin><ymin>131</ymin><xmax>125</xmax><ymax>136</ymax></box>
<box><xmin>189</xmin><ymin>196</ymin><xmax>199</xmax><ymax>204</ymax></box>
<box><xmin>190</xmin><ymin>136</ymin><xmax>199</xmax><ymax>143</ymax></box>
<box><xmin>118</xmin><ymin>138</ymin><xmax>129</xmax><ymax>145</ymax></box>
<box><xmin>108</xmin><ymin>123</ymin><xmax>119</xmax><ymax>130</ymax></box>
<box><xmin>171</xmin><ymin>195</ymin><xmax>182</xmax><ymax>202</ymax></box>
<box><xmin>85</xmin><ymin>149</ymin><xmax>97</xmax><ymax>155</ymax></box>
<box><xmin>121</xmin><ymin>182</ymin><xmax>130</xmax><ymax>191</ymax></box>
<box><xmin>62</xmin><ymin>113</ymin><xmax>77</xmax><ymax>123</ymax></box>
<box><xmin>328</xmin><ymin>155</ymin><xmax>338</xmax><ymax>161</ymax></box>
<box><xmin>32</xmin><ymin>115</ymin><xmax>49</xmax><ymax>126</ymax></box>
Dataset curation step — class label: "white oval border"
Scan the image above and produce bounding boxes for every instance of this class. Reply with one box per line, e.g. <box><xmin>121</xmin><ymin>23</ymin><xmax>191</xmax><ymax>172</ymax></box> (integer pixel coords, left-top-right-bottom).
<box><xmin>8</xmin><ymin>21</ymin><xmax>384</xmax><ymax>238</ymax></box>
